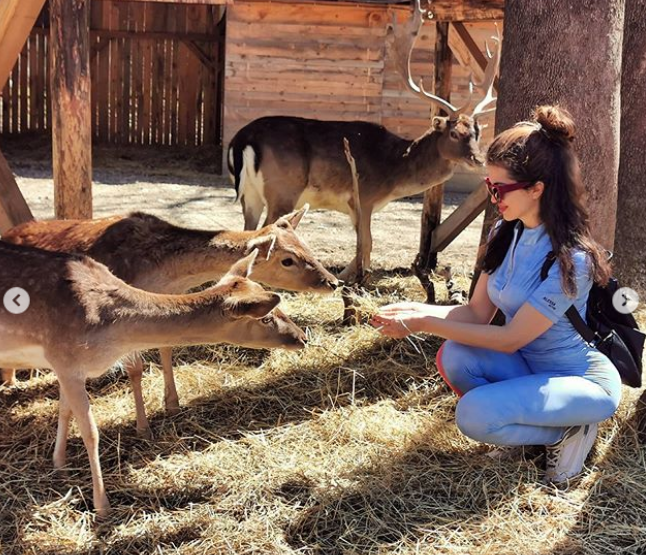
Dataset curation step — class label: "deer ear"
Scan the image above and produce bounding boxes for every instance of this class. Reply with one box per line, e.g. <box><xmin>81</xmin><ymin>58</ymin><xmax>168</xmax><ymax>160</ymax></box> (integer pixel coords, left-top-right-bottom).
<box><xmin>432</xmin><ymin>117</ymin><xmax>448</xmax><ymax>132</ymax></box>
<box><xmin>228</xmin><ymin>292</ymin><xmax>281</xmax><ymax>318</ymax></box>
<box><xmin>227</xmin><ymin>249</ymin><xmax>258</xmax><ymax>278</ymax></box>
<box><xmin>246</xmin><ymin>234</ymin><xmax>277</xmax><ymax>259</ymax></box>
<box><xmin>278</xmin><ymin>204</ymin><xmax>309</xmax><ymax>229</ymax></box>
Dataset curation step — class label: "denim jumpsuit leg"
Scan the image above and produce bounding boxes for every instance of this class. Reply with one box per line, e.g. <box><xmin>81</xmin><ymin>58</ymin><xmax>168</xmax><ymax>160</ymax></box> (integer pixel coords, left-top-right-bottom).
<box><xmin>436</xmin><ymin>340</ymin><xmax>622</xmax><ymax>446</ymax></box>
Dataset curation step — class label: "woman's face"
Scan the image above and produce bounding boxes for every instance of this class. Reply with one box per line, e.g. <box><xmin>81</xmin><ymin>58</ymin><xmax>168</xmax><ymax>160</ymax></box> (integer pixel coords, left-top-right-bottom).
<box><xmin>486</xmin><ymin>165</ymin><xmax>542</xmax><ymax>223</ymax></box>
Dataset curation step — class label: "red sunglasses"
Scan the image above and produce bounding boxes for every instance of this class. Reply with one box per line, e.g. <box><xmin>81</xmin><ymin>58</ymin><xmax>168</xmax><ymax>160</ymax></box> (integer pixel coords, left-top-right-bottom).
<box><xmin>485</xmin><ymin>177</ymin><xmax>534</xmax><ymax>202</ymax></box>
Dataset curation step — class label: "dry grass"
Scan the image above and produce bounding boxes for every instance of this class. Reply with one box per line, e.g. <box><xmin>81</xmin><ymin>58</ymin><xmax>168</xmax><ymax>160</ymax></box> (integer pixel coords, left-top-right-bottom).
<box><xmin>1</xmin><ymin>272</ymin><xmax>645</xmax><ymax>555</ymax></box>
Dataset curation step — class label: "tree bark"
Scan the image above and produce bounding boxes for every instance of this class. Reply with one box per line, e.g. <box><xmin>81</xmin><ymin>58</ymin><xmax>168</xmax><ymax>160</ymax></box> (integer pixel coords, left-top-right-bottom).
<box><xmin>614</xmin><ymin>0</ymin><xmax>646</xmax><ymax>298</ymax></box>
<box><xmin>472</xmin><ymin>0</ymin><xmax>625</xmax><ymax>294</ymax></box>
<box><xmin>50</xmin><ymin>0</ymin><xmax>92</xmax><ymax>220</ymax></box>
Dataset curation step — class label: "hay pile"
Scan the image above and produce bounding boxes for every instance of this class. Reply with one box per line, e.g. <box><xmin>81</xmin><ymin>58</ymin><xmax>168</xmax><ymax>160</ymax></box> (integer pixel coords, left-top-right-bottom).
<box><xmin>1</xmin><ymin>272</ymin><xmax>645</xmax><ymax>555</ymax></box>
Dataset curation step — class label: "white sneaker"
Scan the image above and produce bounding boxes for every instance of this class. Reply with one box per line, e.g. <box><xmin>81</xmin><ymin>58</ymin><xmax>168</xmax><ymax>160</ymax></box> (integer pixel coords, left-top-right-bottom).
<box><xmin>544</xmin><ymin>423</ymin><xmax>598</xmax><ymax>485</ymax></box>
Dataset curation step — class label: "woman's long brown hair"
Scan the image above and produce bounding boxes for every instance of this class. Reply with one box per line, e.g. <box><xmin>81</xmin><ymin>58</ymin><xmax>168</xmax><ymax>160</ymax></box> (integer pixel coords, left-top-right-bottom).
<box><xmin>478</xmin><ymin>105</ymin><xmax>611</xmax><ymax>297</ymax></box>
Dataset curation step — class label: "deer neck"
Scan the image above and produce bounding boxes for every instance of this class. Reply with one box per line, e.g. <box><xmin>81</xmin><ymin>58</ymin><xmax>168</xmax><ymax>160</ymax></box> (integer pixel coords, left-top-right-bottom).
<box><xmin>85</xmin><ymin>280</ymin><xmax>235</xmax><ymax>353</ymax></box>
<box><xmin>394</xmin><ymin>131</ymin><xmax>457</xmax><ymax>193</ymax></box>
<box><xmin>110</xmin><ymin>303</ymin><xmax>237</xmax><ymax>353</ymax></box>
<box><xmin>132</xmin><ymin>230</ymin><xmax>255</xmax><ymax>294</ymax></box>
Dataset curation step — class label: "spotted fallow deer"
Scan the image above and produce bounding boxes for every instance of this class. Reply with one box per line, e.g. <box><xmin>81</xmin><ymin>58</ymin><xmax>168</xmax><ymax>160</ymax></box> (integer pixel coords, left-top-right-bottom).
<box><xmin>1</xmin><ymin>207</ymin><xmax>336</xmax><ymax>437</ymax></box>
<box><xmin>2</xmin><ymin>207</ymin><xmax>338</xmax><ymax>437</ymax></box>
<box><xmin>227</xmin><ymin>0</ymin><xmax>500</xmax><ymax>279</ymax></box>
<box><xmin>0</xmin><ymin>244</ymin><xmax>305</xmax><ymax>515</ymax></box>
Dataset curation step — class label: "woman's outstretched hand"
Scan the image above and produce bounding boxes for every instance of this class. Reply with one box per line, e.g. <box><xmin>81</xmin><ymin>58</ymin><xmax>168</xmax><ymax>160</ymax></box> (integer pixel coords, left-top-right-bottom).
<box><xmin>369</xmin><ymin>302</ymin><xmax>431</xmax><ymax>339</ymax></box>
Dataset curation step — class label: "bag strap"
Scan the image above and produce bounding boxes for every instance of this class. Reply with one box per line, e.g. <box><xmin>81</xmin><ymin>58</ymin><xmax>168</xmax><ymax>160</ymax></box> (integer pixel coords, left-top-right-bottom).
<box><xmin>540</xmin><ymin>252</ymin><xmax>597</xmax><ymax>344</ymax></box>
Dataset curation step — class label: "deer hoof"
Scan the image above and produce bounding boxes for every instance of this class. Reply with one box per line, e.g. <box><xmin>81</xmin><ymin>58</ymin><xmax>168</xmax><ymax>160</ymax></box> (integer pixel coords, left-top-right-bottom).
<box><xmin>165</xmin><ymin>401</ymin><xmax>181</xmax><ymax>416</ymax></box>
<box><xmin>95</xmin><ymin>496</ymin><xmax>111</xmax><ymax>519</ymax></box>
<box><xmin>136</xmin><ymin>426</ymin><xmax>153</xmax><ymax>440</ymax></box>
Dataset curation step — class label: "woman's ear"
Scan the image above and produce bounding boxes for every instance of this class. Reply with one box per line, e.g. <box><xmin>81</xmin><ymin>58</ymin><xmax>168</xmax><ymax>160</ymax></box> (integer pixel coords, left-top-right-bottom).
<box><xmin>532</xmin><ymin>181</ymin><xmax>545</xmax><ymax>199</ymax></box>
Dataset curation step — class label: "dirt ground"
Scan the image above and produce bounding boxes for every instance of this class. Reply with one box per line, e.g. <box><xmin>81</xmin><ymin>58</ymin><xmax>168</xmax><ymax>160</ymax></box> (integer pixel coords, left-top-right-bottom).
<box><xmin>2</xmin><ymin>136</ymin><xmax>485</xmax><ymax>280</ymax></box>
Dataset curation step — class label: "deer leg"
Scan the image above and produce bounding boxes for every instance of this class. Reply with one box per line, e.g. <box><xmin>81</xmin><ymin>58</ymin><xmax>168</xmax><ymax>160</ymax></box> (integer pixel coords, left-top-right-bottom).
<box><xmin>123</xmin><ymin>352</ymin><xmax>152</xmax><ymax>439</ymax></box>
<box><xmin>263</xmin><ymin>200</ymin><xmax>296</xmax><ymax>227</ymax></box>
<box><xmin>56</xmin><ymin>372</ymin><xmax>110</xmax><ymax>517</ymax></box>
<box><xmin>339</xmin><ymin>208</ymin><xmax>373</xmax><ymax>282</ymax></box>
<box><xmin>53</xmin><ymin>385</ymin><xmax>73</xmax><ymax>469</ymax></box>
<box><xmin>159</xmin><ymin>347</ymin><xmax>180</xmax><ymax>416</ymax></box>
<box><xmin>1</xmin><ymin>368</ymin><xmax>17</xmax><ymax>386</ymax></box>
<box><xmin>241</xmin><ymin>188</ymin><xmax>265</xmax><ymax>230</ymax></box>
<box><xmin>359</xmin><ymin>208</ymin><xmax>374</xmax><ymax>274</ymax></box>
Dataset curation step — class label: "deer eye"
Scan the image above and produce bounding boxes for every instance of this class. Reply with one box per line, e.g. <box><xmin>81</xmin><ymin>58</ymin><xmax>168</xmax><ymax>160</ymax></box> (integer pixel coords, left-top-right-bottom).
<box><xmin>450</xmin><ymin>130</ymin><xmax>459</xmax><ymax>140</ymax></box>
<box><xmin>261</xmin><ymin>316</ymin><xmax>274</xmax><ymax>325</ymax></box>
<box><xmin>281</xmin><ymin>258</ymin><xmax>295</xmax><ymax>267</ymax></box>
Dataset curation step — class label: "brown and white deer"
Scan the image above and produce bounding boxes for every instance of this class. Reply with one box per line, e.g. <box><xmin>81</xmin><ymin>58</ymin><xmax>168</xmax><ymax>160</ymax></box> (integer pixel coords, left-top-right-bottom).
<box><xmin>227</xmin><ymin>0</ymin><xmax>500</xmax><ymax>279</ymax></box>
<box><xmin>1</xmin><ymin>208</ymin><xmax>336</xmax><ymax>436</ymax></box>
<box><xmin>0</xmin><ymin>243</ymin><xmax>306</xmax><ymax>516</ymax></box>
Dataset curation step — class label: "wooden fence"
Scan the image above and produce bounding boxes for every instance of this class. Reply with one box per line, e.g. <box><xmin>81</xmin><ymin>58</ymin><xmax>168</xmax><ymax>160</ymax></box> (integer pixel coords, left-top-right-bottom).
<box><xmin>0</xmin><ymin>0</ymin><xmax>225</xmax><ymax>147</ymax></box>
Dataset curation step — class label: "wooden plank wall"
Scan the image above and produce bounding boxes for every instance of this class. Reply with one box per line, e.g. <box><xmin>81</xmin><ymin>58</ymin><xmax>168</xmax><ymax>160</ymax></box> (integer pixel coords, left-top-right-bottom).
<box><xmin>0</xmin><ymin>0</ymin><xmax>224</xmax><ymax>147</ymax></box>
<box><xmin>225</xmin><ymin>2</ymin><xmax>500</xmax><ymax>152</ymax></box>
<box><xmin>0</xmin><ymin>18</ymin><xmax>49</xmax><ymax>136</ymax></box>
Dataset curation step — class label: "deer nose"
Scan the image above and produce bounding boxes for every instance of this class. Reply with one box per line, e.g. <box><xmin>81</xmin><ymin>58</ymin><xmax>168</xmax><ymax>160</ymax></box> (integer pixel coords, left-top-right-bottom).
<box><xmin>471</xmin><ymin>153</ymin><xmax>486</xmax><ymax>166</ymax></box>
<box><xmin>321</xmin><ymin>276</ymin><xmax>339</xmax><ymax>290</ymax></box>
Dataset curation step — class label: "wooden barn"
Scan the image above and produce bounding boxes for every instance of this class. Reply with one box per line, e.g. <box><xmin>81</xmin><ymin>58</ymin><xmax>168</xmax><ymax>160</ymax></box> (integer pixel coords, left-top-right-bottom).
<box><xmin>0</xmin><ymin>0</ymin><xmax>503</xmax><ymax>165</ymax></box>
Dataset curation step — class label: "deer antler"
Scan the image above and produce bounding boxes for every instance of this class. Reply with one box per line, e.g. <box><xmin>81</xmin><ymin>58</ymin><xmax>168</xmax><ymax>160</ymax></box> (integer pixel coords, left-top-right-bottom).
<box><xmin>471</xmin><ymin>24</ymin><xmax>501</xmax><ymax>120</ymax></box>
<box><xmin>392</xmin><ymin>6</ymin><xmax>502</xmax><ymax>121</ymax></box>
<box><xmin>391</xmin><ymin>0</ymin><xmax>462</xmax><ymax>120</ymax></box>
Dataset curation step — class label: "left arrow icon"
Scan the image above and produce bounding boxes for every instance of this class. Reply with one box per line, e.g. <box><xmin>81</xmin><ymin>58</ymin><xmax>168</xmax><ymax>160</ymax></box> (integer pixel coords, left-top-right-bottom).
<box><xmin>3</xmin><ymin>288</ymin><xmax>30</xmax><ymax>314</ymax></box>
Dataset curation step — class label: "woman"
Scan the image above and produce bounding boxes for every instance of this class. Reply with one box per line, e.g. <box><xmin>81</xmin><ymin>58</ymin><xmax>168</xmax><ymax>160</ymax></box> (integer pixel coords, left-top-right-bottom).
<box><xmin>370</xmin><ymin>105</ymin><xmax>621</xmax><ymax>484</ymax></box>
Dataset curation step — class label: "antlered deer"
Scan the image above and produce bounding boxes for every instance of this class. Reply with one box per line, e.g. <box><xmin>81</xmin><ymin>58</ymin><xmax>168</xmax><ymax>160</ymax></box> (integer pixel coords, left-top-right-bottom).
<box><xmin>227</xmin><ymin>1</ymin><xmax>500</xmax><ymax>278</ymax></box>
<box><xmin>1</xmin><ymin>208</ymin><xmax>336</xmax><ymax>436</ymax></box>
<box><xmin>0</xmin><ymin>245</ymin><xmax>305</xmax><ymax>516</ymax></box>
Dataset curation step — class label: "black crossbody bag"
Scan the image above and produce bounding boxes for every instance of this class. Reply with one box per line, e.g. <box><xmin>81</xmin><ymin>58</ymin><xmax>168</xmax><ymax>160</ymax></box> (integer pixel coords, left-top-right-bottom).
<box><xmin>540</xmin><ymin>253</ymin><xmax>645</xmax><ymax>388</ymax></box>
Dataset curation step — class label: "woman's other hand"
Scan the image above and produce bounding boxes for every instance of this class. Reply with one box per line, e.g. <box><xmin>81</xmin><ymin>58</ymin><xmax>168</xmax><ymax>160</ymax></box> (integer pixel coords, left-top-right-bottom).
<box><xmin>369</xmin><ymin>303</ymin><xmax>428</xmax><ymax>339</ymax></box>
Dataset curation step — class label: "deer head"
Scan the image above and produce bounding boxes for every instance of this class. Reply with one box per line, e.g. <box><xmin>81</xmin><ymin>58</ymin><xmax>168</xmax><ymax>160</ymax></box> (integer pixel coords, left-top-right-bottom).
<box><xmin>391</xmin><ymin>0</ymin><xmax>501</xmax><ymax>168</ymax></box>
<box><xmin>244</xmin><ymin>205</ymin><xmax>339</xmax><ymax>293</ymax></box>
<box><xmin>217</xmin><ymin>251</ymin><xmax>307</xmax><ymax>350</ymax></box>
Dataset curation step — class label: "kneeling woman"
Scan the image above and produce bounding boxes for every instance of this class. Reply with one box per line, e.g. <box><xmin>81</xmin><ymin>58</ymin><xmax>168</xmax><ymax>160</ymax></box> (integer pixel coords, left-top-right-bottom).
<box><xmin>370</xmin><ymin>105</ymin><xmax>620</xmax><ymax>484</ymax></box>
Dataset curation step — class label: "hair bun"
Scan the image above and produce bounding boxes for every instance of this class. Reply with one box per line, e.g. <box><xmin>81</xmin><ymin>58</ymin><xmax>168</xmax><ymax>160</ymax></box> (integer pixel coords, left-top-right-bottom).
<box><xmin>533</xmin><ymin>105</ymin><xmax>576</xmax><ymax>143</ymax></box>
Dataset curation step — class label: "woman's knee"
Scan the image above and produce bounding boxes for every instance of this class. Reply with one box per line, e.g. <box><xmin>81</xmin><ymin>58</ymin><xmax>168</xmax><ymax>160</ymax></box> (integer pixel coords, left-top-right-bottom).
<box><xmin>597</xmin><ymin>389</ymin><xmax>621</xmax><ymax>422</ymax></box>
<box><xmin>455</xmin><ymin>390</ymin><xmax>495</xmax><ymax>443</ymax></box>
<box><xmin>436</xmin><ymin>341</ymin><xmax>477</xmax><ymax>396</ymax></box>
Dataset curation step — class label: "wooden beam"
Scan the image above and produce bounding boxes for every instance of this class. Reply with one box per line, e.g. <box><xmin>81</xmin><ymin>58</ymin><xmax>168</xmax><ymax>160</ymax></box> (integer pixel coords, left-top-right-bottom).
<box><xmin>418</xmin><ymin>22</ymin><xmax>452</xmax><ymax>269</ymax></box>
<box><xmin>430</xmin><ymin>181</ymin><xmax>489</xmax><ymax>253</ymax></box>
<box><xmin>426</xmin><ymin>0</ymin><xmax>504</xmax><ymax>22</ymax></box>
<box><xmin>102</xmin><ymin>0</ymin><xmax>504</xmax><ymax>21</ymax></box>
<box><xmin>0</xmin><ymin>149</ymin><xmax>34</xmax><ymax>235</ymax></box>
<box><xmin>448</xmin><ymin>22</ymin><xmax>499</xmax><ymax>93</ymax></box>
<box><xmin>102</xmin><ymin>0</ymin><xmax>228</xmax><ymax>4</ymax></box>
<box><xmin>50</xmin><ymin>0</ymin><xmax>93</xmax><ymax>220</ymax></box>
<box><xmin>0</xmin><ymin>0</ymin><xmax>47</xmax><ymax>91</ymax></box>
<box><xmin>33</xmin><ymin>26</ymin><xmax>220</xmax><ymax>44</ymax></box>
<box><xmin>182</xmin><ymin>40</ymin><xmax>218</xmax><ymax>72</ymax></box>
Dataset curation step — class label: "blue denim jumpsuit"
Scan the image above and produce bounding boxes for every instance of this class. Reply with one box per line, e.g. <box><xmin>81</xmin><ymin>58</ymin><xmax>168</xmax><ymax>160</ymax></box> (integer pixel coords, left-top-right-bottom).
<box><xmin>437</xmin><ymin>222</ymin><xmax>622</xmax><ymax>446</ymax></box>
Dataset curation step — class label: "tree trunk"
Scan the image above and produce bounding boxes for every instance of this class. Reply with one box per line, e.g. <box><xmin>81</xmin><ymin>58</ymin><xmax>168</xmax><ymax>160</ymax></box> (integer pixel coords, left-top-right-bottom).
<box><xmin>614</xmin><ymin>0</ymin><xmax>646</xmax><ymax>298</ymax></box>
<box><xmin>50</xmin><ymin>0</ymin><xmax>92</xmax><ymax>220</ymax></box>
<box><xmin>472</xmin><ymin>0</ymin><xmax>625</xmax><ymax>296</ymax></box>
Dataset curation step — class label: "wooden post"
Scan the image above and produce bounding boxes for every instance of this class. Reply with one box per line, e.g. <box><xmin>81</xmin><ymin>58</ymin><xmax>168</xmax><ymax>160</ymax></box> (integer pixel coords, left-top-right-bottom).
<box><xmin>50</xmin><ymin>0</ymin><xmax>92</xmax><ymax>220</ymax></box>
<box><xmin>414</xmin><ymin>21</ymin><xmax>452</xmax><ymax>303</ymax></box>
<box><xmin>0</xmin><ymin>148</ymin><xmax>34</xmax><ymax>234</ymax></box>
<box><xmin>0</xmin><ymin>0</ymin><xmax>47</xmax><ymax>91</ymax></box>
